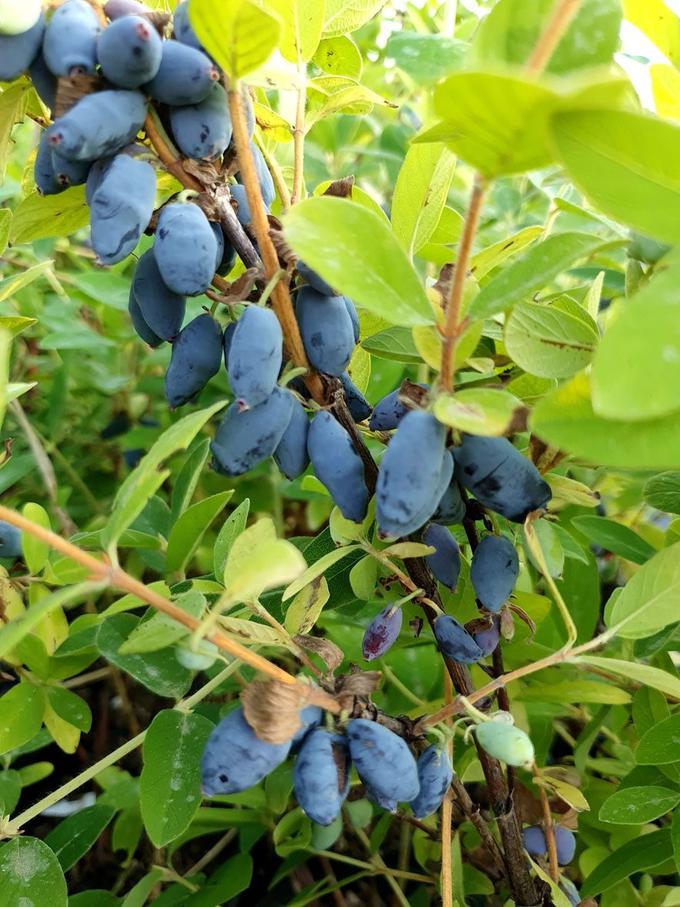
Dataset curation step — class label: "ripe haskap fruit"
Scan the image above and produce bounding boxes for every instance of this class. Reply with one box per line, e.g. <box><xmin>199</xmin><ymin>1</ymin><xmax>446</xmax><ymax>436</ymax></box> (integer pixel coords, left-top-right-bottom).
<box><xmin>201</xmin><ymin>705</ymin><xmax>291</xmax><ymax>795</ymax></box>
<box><xmin>376</xmin><ymin>410</ymin><xmax>450</xmax><ymax>538</ymax></box>
<box><xmin>47</xmin><ymin>91</ymin><xmax>147</xmax><ymax>162</ymax></box>
<box><xmin>34</xmin><ymin>133</ymin><xmax>63</xmax><ymax>196</ymax></box>
<box><xmin>432</xmin><ymin>469</ymin><xmax>466</xmax><ymax>525</ymax></box>
<box><xmin>170</xmin><ymin>83</ymin><xmax>232</xmax><ymax>161</ymax></box>
<box><xmin>274</xmin><ymin>397</ymin><xmax>310</xmax><ymax>480</ymax></box>
<box><xmin>423</xmin><ymin>523</ymin><xmax>461</xmax><ymax>591</ymax></box>
<box><xmin>132</xmin><ymin>250</ymin><xmax>186</xmax><ymax>341</ymax></box>
<box><xmin>291</xmin><ymin>705</ymin><xmax>324</xmax><ymax>748</ymax></box>
<box><xmin>455</xmin><ymin>435</ymin><xmax>551</xmax><ymax>522</ymax></box>
<box><xmin>0</xmin><ymin>521</ymin><xmax>22</xmax><ymax>559</ymax></box>
<box><xmin>410</xmin><ymin>746</ymin><xmax>453</xmax><ymax>818</ymax></box>
<box><xmin>29</xmin><ymin>53</ymin><xmax>57</xmax><ymax>110</ymax></box>
<box><xmin>51</xmin><ymin>152</ymin><xmax>91</xmax><ymax>188</ymax></box>
<box><xmin>173</xmin><ymin>1</ymin><xmax>203</xmax><ymax>50</ymax></box>
<box><xmin>0</xmin><ymin>0</ymin><xmax>42</xmax><ymax>35</ymax></box>
<box><xmin>165</xmin><ymin>314</ymin><xmax>222</xmax><ymax>408</ymax></box>
<box><xmin>228</xmin><ymin>306</ymin><xmax>283</xmax><ymax>408</ymax></box>
<box><xmin>369</xmin><ymin>384</ymin><xmax>427</xmax><ymax>432</ymax></box>
<box><xmin>362</xmin><ymin>605</ymin><xmax>402</xmax><ymax>661</ymax></box>
<box><xmin>90</xmin><ymin>154</ymin><xmax>156</xmax><ymax>265</ymax></box>
<box><xmin>470</xmin><ymin>535</ymin><xmax>519</xmax><ymax>612</ymax></box>
<box><xmin>294</xmin><ymin>729</ymin><xmax>351</xmax><ymax>826</ymax></box>
<box><xmin>128</xmin><ymin>287</ymin><xmax>163</xmax><ymax>347</ymax></box>
<box><xmin>104</xmin><ymin>0</ymin><xmax>151</xmax><ymax>18</ymax></box>
<box><xmin>340</xmin><ymin>373</ymin><xmax>372</xmax><ymax>422</ymax></box>
<box><xmin>366</xmin><ymin>787</ymin><xmax>398</xmax><ymax>813</ymax></box>
<box><xmin>297</xmin><ymin>260</ymin><xmax>335</xmax><ymax>296</ymax></box>
<box><xmin>154</xmin><ymin>203</ymin><xmax>217</xmax><ymax>296</ymax></box>
<box><xmin>433</xmin><ymin>615</ymin><xmax>483</xmax><ymax>664</ymax></box>
<box><xmin>222</xmin><ymin>321</ymin><xmax>235</xmax><ymax>369</ymax></box>
<box><xmin>97</xmin><ymin>15</ymin><xmax>163</xmax><ymax>89</ymax></box>
<box><xmin>85</xmin><ymin>157</ymin><xmax>113</xmax><ymax>205</ymax></box>
<box><xmin>307</xmin><ymin>411</ymin><xmax>369</xmax><ymax>523</ymax></box>
<box><xmin>522</xmin><ymin>825</ymin><xmax>576</xmax><ymax>865</ymax></box>
<box><xmin>145</xmin><ymin>40</ymin><xmax>219</xmax><ymax>106</ymax></box>
<box><xmin>216</xmin><ymin>235</ymin><xmax>236</xmax><ymax>276</ymax></box>
<box><xmin>475</xmin><ymin>720</ymin><xmax>535</xmax><ymax>768</ymax></box>
<box><xmin>211</xmin><ymin>387</ymin><xmax>295</xmax><ymax>476</ymax></box>
<box><xmin>230</xmin><ymin>184</ymin><xmax>254</xmax><ymax>226</ymax></box>
<box><xmin>43</xmin><ymin>0</ymin><xmax>100</xmax><ymax>76</ymax></box>
<box><xmin>344</xmin><ymin>297</ymin><xmax>360</xmax><ymax>343</ymax></box>
<box><xmin>470</xmin><ymin>616</ymin><xmax>500</xmax><ymax>657</ymax></box>
<box><xmin>237</xmin><ymin>143</ymin><xmax>275</xmax><ymax>208</ymax></box>
<box><xmin>297</xmin><ymin>287</ymin><xmax>356</xmax><ymax>377</ymax></box>
<box><xmin>346</xmin><ymin>719</ymin><xmax>419</xmax><ymax>803</ymax></box>
<box><xmin>0</xmin><ymin>16</ymin><xmax>44</xmax><ymax>81</ymax></box>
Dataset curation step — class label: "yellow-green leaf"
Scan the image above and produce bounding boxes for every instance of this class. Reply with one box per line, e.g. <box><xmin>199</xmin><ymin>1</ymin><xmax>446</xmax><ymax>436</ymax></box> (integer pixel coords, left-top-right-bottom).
<box><xmin>190</xmin><ymin>0</ymin><xmax>281</xmax><ymax>81</ymax></box>
<box><xmin>434</xmin><ymin>389</ymin><xmax>523</xmax><ymax>437</ymax></box>
<box><xmin>284</xmin><ymin>575</ymin><xmax>330</xmax><ymax>634</ymax></box>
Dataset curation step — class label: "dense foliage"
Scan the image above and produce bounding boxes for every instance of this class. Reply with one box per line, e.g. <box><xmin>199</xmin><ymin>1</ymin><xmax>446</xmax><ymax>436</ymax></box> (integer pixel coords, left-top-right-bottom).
<box><xmin>1</xmin><ymin>0</ymin><xmax>680</xmax><ymax>905</ymax></box>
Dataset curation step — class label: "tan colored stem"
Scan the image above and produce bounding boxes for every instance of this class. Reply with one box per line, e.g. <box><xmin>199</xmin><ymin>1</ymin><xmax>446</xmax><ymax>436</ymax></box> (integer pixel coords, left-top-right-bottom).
<box><xmin>0</xmin><ymin>504</ymin><xmax>339</xmax><ymax>712</ymax></box>
<box><xmin>440</xmin><ymin>792</ymin><xmax>454</xmax><ymax>906</ymax></box>
<box><xmin>525</xmin><ymin>0</ymin><xmax>582</xmax><ymax>76</ymax></box>
<box><xmin>257</xmin><ymin>139</ymin><xmax>292</xmax><ymax>212</ymax></box>
<box><xmin>536</xmin><ymin>770</ymin><xmax>559</xmax><ymax>882</ymax></box>
<box><xmin>227</xmin><ymin>86</ymin><xmax>324</xmax><ymax>401</ymax></box>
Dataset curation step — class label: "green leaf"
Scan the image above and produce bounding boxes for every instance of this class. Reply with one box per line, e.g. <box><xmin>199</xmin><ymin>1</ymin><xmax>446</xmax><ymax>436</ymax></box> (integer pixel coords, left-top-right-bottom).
<box><xmin>622</xmin><ymin>0</ymin><xmax>680</xmax><ymax>66</ymax></box>
<box><xmin>385</xmin><ymin>32</ymin><xmax>466</xmax><ymax>85</ymax></box>
<box><xmin>284</xmin><ymin>576</ymin><xmax>330</xmax><ymax>635</ymax></box>
<box><xmin>607</xmin><ymin>542</ymin><xmax>680</xmax><ymax>638</ymax></box>
<box><xmin>599</xmin><ymin>785</ymin><xmax>680</xmax><ymax>824</ymax></box>
<box><xmin>323</xmin><ymin>0</ymin><xmax>386</xmax><ymax>37</ymax></box>
<box><xmin>0</xmin><ymin>769</ymin><xmax>21</xmax><ymax>815</ymax></box>
<box><xmin>102</xmin><ymin>469</ymin><xmax>170</xmax><ymax>554</ymax></box>
<box><xmin>550</xmin><ymin>109</ymin><xmax>680</xmax><ymax>245</ymax></box>
<box><xmin>471</xmin><ymin>0</ymin><xmax>621</xmax><ymax>75</ymax></box>
<box><xmin>0</xmin><ymin>260</ymin><xmax>53</xmax><ymax>304</ymax></box>
<box><xmin>591</xmin><ymin>255</ymin><xmax>680</xmax><ymax>420</ymax></box>
<box><xmin>273</xmin><ymin>807</ymin><xmax>311</xmax><ymax>856</ymax></box>
<box><xmin>521</xmin><ymin>679</ymin><xmax>630</xmax><ymax>705</ymax></box>
<box><xmin>673</xmin><ymin>809</ymin><xmax>680</xmax><ymax>874</ymax></box>
<box><xmin>45</xmin><ymin>805</ymin><xmax>115</xmax><ymax>871</ymax></box>
<box><xmin>282</xmin><ymin>545</ymin><xmax>360</xmax><ymax>601</ymax></box>
<box><xmin>166</xmin><ymin>491</ymin><xmax>233</xmax><ymax>574</ymax></box>
<box><xmin>119</xmin><ymin>869</ymin><xmax>164</xmax><ymax>907</ymax></box>
<box><xmin>140</xmin><ymin>710</ymin><xmax>214</xmax><ymax>847</ymax></box>
<box><xmin>470</xmin><ymin>232</ymin><xmax>603</xmax><ymax>319</ymax></box>
<box><xmin>118</xmin><ymin>591</ymin><xmax>205</xmax><ymax>655</ymax></box>
<box><xmin>573</xmin><ymin>656</ymin><xmax>680</xmax><ymax>700</ymax></box>
<box><xmin>10</xmin><ymin>187</ymin><xmax>90</xmax><ymax>244</ymax></box>
<box><xmin>96</xmin><ymin>615</ymin><xmax>192</xmax><ymax>698</ymax></box>
<box><xmin>46</xmin><ymin>687</ymin><xmax>91</xmax><ymax>733</ymax></box>
<box><xmin>0</xmin><ymin>210</ymin><xmax>9</xmax><ymax>256</ymax></box>
<box><xmin>636</xmin><ymin>715</ymin><xmax>680</xmax><ymax>766</ymax></box>
<box><xmin>391</xmin><ymin>143</ymin><xmax>456</xmax><ymax>259</ymax></box>
<box><xmin>0</xmin><ymin>837</ymin><xmax>67</xmax><ymax>907</ymax></box>
<box><xmin>531</xmin><ymin>373</ymin><xmax>680</xmax><ymax>469</ymax></box>
<box><xmin>185</xmin><ymin>853</ymin><xmax>254</xmax><ymax>905</ymax></box>
<box><xmin>0</xmin><ymin>583</ymin><xmax>94</xmax><ymax>658</ymax></box>
<box><xmin>268</xmin><ymin>0</ymin><xmax>324</xmax><ymax>62</ymax></box>
<box><xmin>190</xmin><ymin>0</ymin><xmax>281</xmax><ymax>80</ymax></box>
<box><xmin>284</xmin><ymin>197</ymin><xmax>433</xmax><ymax>327</ymax></box>
<box><xmin>571</xmin><ymin>516</ymin><xmax>656</xmax><ymax>565</ymax></box>
<box><xmin>361</xmin><ymin>327</ymin><xmax>422</xmax><ymax>363</ymax></box>
<box><xmin>0</xmin><ymin>82</ymin><xmax>30</xmax><ymax>182</ymax></box>
<box><xmin>504</xmin><ymin>301</ymin><xmax>597</xmax><ymax>379</ymax></box>
<box><xmin>313</xmin><ymin>35</ymin><xmax>363</xmax><ymax>79</ymax></box>
<box><xmin>0</xmin><ymin>683</ymin><xmax>45</xmax><ymax>756</ymax></box>
<box><xmin>20</xmin><ymin>503</ymin><xmax>51</xmax><ymax>575</ymax></box>
<box><xmin>470</xmin><ymin>226</ymin><xmax>543</xmax><ymax>281</ymax></box>
<box><xmin>644</xmin><ymin>472</ymin><xmax>680</xmax><ymax>515</ymax></box>
<box><xmin>580</xmin><ymin>827</ymin><xmax>672</xmax><ymax>897</ymax></box>
<box><xmin>213</xmin><ymin>499</ymin><xmax>250</xmax><ymax>581</ymax></box>
<box><xmin>170</xmin><ymin>439</ymin><xmax>211</xmax><ymax>524</ymax></box>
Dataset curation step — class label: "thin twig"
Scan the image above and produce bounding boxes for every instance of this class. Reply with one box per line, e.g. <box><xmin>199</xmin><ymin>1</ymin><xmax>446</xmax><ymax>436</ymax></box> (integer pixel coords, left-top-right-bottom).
<box><xmin>525</xmin><ymin>0</ymin><xmax>582</xmax><ymax>76</ymax></box>
<box><xmin>291</xmin><ymin>59</ymin><xmax>306</xmax><ymax>205</ymax></box>
<box><xmin>441</xmin><ymin>792</ymin><xmax>454</xmax><ymax>906</ymax></box>
<box><xmin>535</xmin><ymin>768</ymin><xmax>559</xmax><ymax>882</ymax></box>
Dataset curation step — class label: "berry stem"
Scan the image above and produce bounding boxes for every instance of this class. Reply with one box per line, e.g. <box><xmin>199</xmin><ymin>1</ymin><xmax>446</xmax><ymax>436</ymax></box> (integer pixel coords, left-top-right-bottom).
<box><xmin>291</xmin><ymin>57</ymin><xmax>306</xmax><ymax>205</ymax></box>
<box><xmin>525</xmin><ymin>0</ymin><xmax>582</xmax><ymax>76</ymax></box>
<box><xmin>535</xmin><ymin>766</ymin><xmax>560</xmax><ymax>882</ymax></box>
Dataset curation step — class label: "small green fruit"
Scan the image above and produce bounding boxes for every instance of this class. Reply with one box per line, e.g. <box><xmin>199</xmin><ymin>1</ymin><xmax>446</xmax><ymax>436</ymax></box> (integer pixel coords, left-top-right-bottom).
<box><xmin>0</xmin><ymin>0</ymin><xmax>42</xmax><ymax>35</ymax></box>
<box><xmin>475</xmin><ymin>720</ymin><xmax>534</xmax><ymax>768</ymax></box>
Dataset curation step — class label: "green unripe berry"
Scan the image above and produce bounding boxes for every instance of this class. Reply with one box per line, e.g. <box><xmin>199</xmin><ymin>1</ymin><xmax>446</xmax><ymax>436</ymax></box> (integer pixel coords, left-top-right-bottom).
<box><xmin>0</xmin><ymin>0</ymin><xmax>42</xmax><ymax>35</ymax></box>
<box><xmin>475</xmin><ymin>720</ymin><xmax>535</xmax><ymax>768</ymax></box>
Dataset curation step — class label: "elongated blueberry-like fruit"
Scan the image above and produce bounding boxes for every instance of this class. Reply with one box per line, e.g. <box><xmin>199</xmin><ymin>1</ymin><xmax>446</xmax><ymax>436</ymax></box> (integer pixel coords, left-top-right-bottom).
<box><xmin>43</xmin><ymin>0</ymin><xmax>100</xmax><ymax>76</ymax></box>
<box><xmin>455</xmin><ymin>435</ymin><xmax>551</xmax><ymax>522</ymax></box>
<box><xmin>128</xmin><ymin>287</ymin><xmax>163</xmax><ymax>348</ymax></box>
<box><xmin>154</xmin><ymin>203</ymin><xmax>217</xmax><ymax>296</ymax></box>
<box><xmin>165</xmin><ymin>314</ymin><xmax>223</xmax><ymax>408</ymax></box>
<box><xmin>230</xmin><ymin>184</ymin><xmax>254</xmax><ymax>226</ymax></box>
<box><xmin>294</xmin><ymin>729</ymin><xmax>351</xmax><ymax>826</ymax></box>
<box><xmin>297</xmin><ymin>260</ymin><xmax>335</xmax><ymax>296</ymax></box>
<box><xmin>297</xmin><ymin>287</ymin><xmax>355</xmax><ymax>377</ymax></box>
<box><xmin>432</xmin><ymin>471</ymin><xmax>466</xmax><ymax>525</ymax></box>
<box><xmin>228</xmin><ymin>306</ymin><xmax>282</xmax><ymax>408</ymax></box>
<box><xmin>470</xmin><ymin>616</ymin><xmax>500</xmax><ymax>657</ymax></box>
<box><xmin>362</xmin><ymin>605</ymin><xmax>402</xmax><ymax>661</ymax></box>
<box><xmin>222</xmin><ymin>321</ymin><xmax>236</xmax><ymax>369</ymax></box>
<box><xmin>237</xmin><ymin>143</ymin><xmax>275</xmax><ymax>208</ymax></box>
<box><xmin>376</xmin><ymin>410</ymin><xmax>448</xmax><ymax>538</ymax></box>
<box><xmin>369</xmin><ymin>385</ymin><xmax>428</xmax><ymax>432</ymax></box>
<box><xmin>34</xmin><ymin>133</ymin><xmax>64</xmax><ymax>196</ymax></box>
<box><xmin>347</xmin><ymin>719</ymin><xmax>419</xmax><ymax>803</ymax></box>
<box><xmin>211</xmin><ymin>222</ymin><xmax>236</xmax><ymax>276</ymax></box>
<box><xmin>0</xmin><ymin>521</ymin><xmax>22</xmax><ymax>558</ymax></box>
<box><xmin>201</xmin><ymin>705</ymin><xmax>292</xmax><ymax>795</ymax></box>
<box><xmin>379</xmin><ymin>448</ymin><xmax>453</xmax><ymax>540</ymax></box>
<box><xmin>47</xmin><ymin>90</ymin><xmax>147</xmax><ymax>162</ymax></box>
<box><xmin>274</xmin><ymin>397</ymin><xmax>310</xmax><ymax>480</ymax></box>
<box><xmin>366</xmin><ymin>787</ymin><xmax>397</xmax><ymax>813</ymax></box>
<box><xmin>85</xmin><ymin>157</ymin><xmax>113</xmax><ymax>205</ymax></box>
<box><xmin>307</xmin><ymin>411</ymin><xmax>369</xmax><ymax>522</ymax></box>
<box><xmin>0</xmin><ymin>15</ymin><xmax>44</xmax><ymax>81</ymax></box>
<box><xmin>409</xmin><ymin>746</ymin><xmax>453</xmax><ymax>818</ymax></box>
<box><xmin>132</xmin><ymin>250</ymin><xmax>186</xmax><ymax>341</ymax></box>
<box><xmin>90</xmin><ymin>154</ymin><xmax>156</xmax><ymax>265</ymax></box>
<box><xmin>522</xmin><ymin>825</ymin><xmax>576</xmax><ymax>864</ymax></box>
<box><xmin>51</xmin><ymin>151</ymin><xmax>91</xmax><ymax>188</ymax></box>
<box><xmin>173</xmin><ymin>1</ymin><xmax>203</xmax><ymax>49</ymax></box>
<box><xmin>104</xmin><ymin>0</ymin><xmax>151</xmax><ymax>18</ymax></box>
<box><xmin>340</xmin><ymin>373</ymin><xmax>372</xmax><ymax>422</ymax></box>
<box><xmin>470</xmin><ymin>534</ymin><xmax>519</xmax><ymax>612</ymax></box>
<box><xmin>97</xmin><ymin>14</ymin><xmax>163</xmax><ymax>88</ymax></box>
<box><xmin>555</xmin><ymin>826</ymin><xmax>576</xmax><ymax>865</ymax></box>
<box><xmin>290</xmin><ymin>704</ymin><xmax>324</xmax><ymax>748</ymax></box>
<box><xmin>423</xmin><ymin>523</ymin><xmax>461</xmax><ymax>591</ymax></box>
<box><xmin>0</xmin><ymin>0</ymin><xmax>41</xmax><ymax>34</ymax></box>
<box><xmin>433</xmin><ymin>615</ymin><xmax>483</xmax><ymax>664</ymax></box>
<box><xmin>344</xmin><ymin>297</ymin><xmax>360</xmax><ymax>343</ymax></box>
<box><xmin>170</xmin><ymin>83</ymin><xmax>232</xmax><ymax>161</ymax></box>
<box><xmin>145</xmin><ymin>40</ymin><xmax>219</xmax><ymax>106</ymax></box>
<box><xmin>212</xmin><ymin>387</ymin><xmax>295</xmax><ymax>476</ymax></box>
<box><xmin>29</xmin><ymin>52</ymin><xmax>57</xmax><ymax>110</ymax></box>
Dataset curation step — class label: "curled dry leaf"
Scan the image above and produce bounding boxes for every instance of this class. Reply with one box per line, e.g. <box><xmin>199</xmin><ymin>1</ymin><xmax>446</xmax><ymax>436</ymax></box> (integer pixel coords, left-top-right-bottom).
<box><xmin>323</xmin><ymin>175</ymin><xmax>355</xmax><ymax>199</ymax></box>
<box><xmin>293</xmin><ymin>634</ymin><xmax>344</xmax><ymax>675</ymax></box>
<box><xmin>241</xmin><ymin>679</ymin><xmax>313</xmax><ymax>744</ymax></box>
